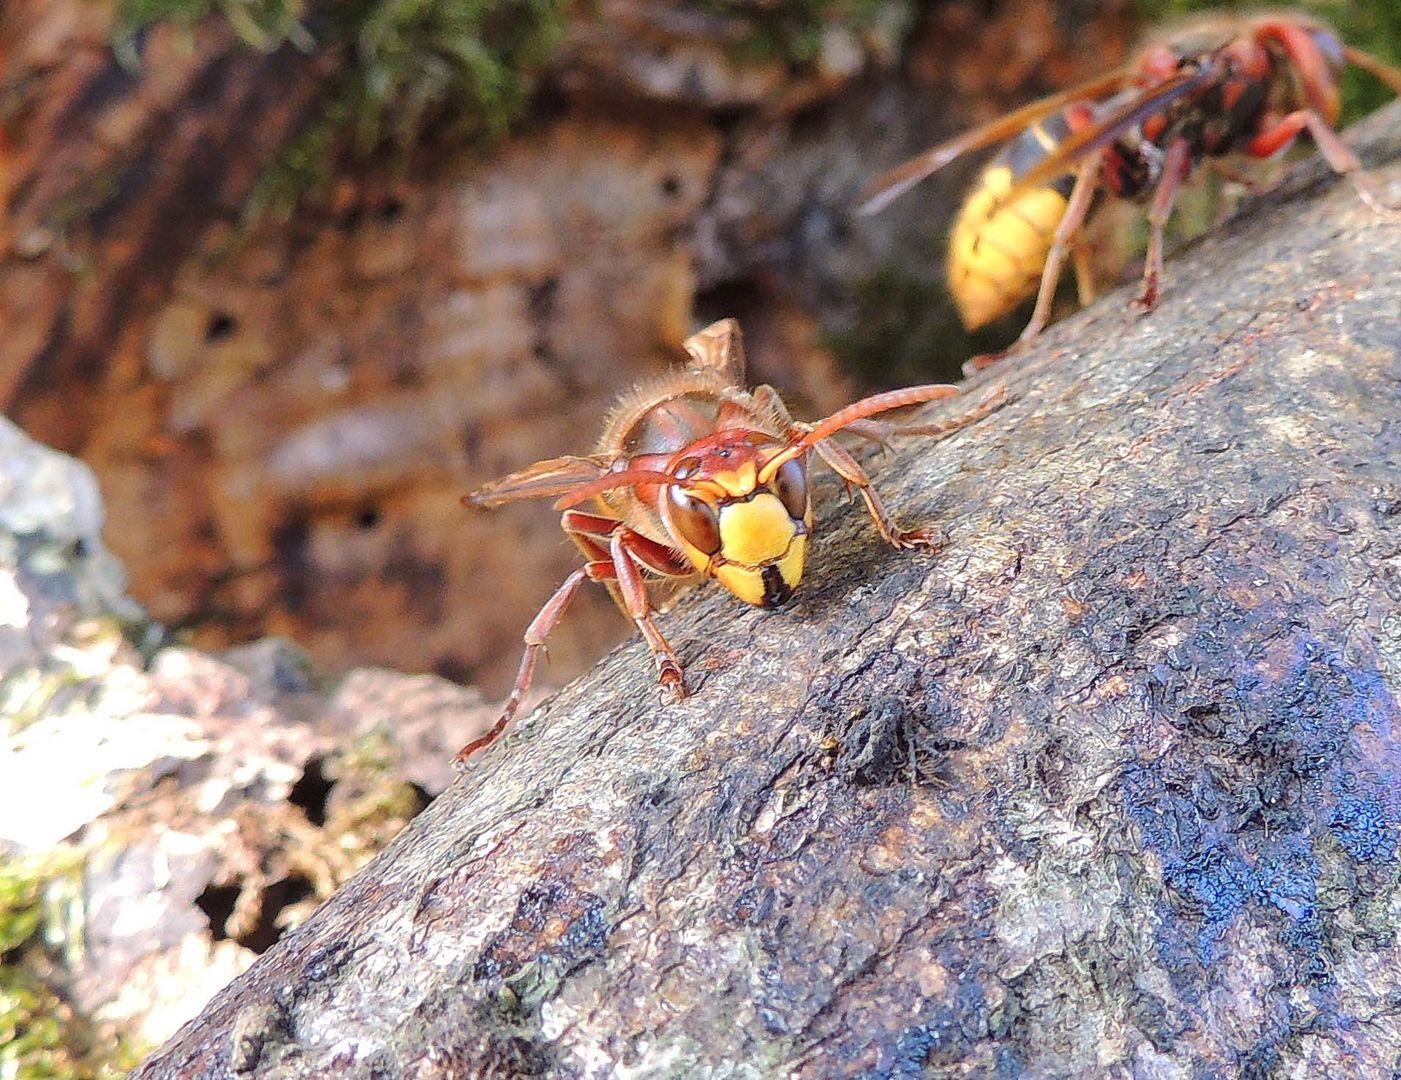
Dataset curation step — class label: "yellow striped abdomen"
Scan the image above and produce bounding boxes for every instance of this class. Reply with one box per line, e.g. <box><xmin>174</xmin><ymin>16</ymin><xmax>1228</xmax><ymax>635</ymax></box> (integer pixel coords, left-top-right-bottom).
<box><xmin>947</xmin><ymin>113</ymin><xmax>1076</xmax><ymax>331</ymax></box>
<box><xmin>948</xmin><ymin>164</ymin><xmax>1069</xmax><ymax>330</ymax></box>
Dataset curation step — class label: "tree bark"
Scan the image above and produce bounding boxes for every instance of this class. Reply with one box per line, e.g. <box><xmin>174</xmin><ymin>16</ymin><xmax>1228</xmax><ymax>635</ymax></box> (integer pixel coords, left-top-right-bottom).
<box><xmin>135</xmin><ymin>103</ymin><xmax>1401</xmax><ymax>1078</ymax></box>
<box><xmin>0</xmin><ymin>0</ymin><xmax>336</xmax><ymax>449</ymax></box>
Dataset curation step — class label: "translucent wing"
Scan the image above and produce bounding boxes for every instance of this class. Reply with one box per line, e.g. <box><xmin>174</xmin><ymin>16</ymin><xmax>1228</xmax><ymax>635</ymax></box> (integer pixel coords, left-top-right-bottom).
<box><xmin>857</xmin><ymin>66</ymin><xmax>1136</xmax><ymax>216</ymax></box>
<box><xmin>1007</xmin><ymin>64</ymin><xmax>1221</xmax><ymax>198</ymax></box>
<box><xmin>465</xmin><ymin>455</ymin><xmax>615</xmax><ymax>508</ymax></box>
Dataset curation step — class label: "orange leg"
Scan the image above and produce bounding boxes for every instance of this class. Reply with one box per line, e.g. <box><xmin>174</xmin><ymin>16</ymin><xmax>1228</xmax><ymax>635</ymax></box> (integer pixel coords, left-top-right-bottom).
<box><xmin>813</xmin><ymin>438</ymin><xmax>942</xmax><ymax>551</ymax></box>
<box><xmin>837</xmin><ymin>386</ymin><xmax>1007</xmax><ymax>446</ymax></box>
<box><xmin>1019</xmin><ymin>150</ymin><xmax>1106</xmax><ymax>345</ymax></box>
<box><xmin>754</xmin><ymin>386</ymin><xmax>898</xmax><ymax>451</ymax></box>
<box><xmin>1249</xmin><ymin>109</ymin><xmax>1400</xmax><ymax>219</ymax></box>
<box><xmin>841</xmin><ymin>418</ymin><xmax>896</xmax><ymax>450</ymax></box>
<box><xmin>755</xmin><ymin>383</ymin><xmax>1002</xmax><ymax>548</ymax></box>
<box><xmin>454</xmin><ymin>566</ymin><xmax>593</xmax><ymax>765</ymax></box>
<box><xmin>609</xmin><ymin>529</ymin><xmax>687</xmax><ymax>697</ymax></box>
<box><xmin>756</xmin><ymin>384</ymin><xmax>1003</xmax><ymax>447</ymax></box>
<box><xmin>885</xmin><ymin>385</ymin><xmax>1008</xmax><ymax>439</ymax></box>
<box><xmin>1132</xmin><ymin>134</ymin><xmax>1192</xmax><ymax>313</ymax></box>
<box><xmin>561</xmin><ymin>509</ymin><xmax>621</xmax><ymax>541</ymax></box>
<box><xmin>1246</xmin><ymin>108</ymin><xmax>1310</xmax><ymax>158</ymax></box>
<box><xmin>1208</xmin><ymin>156</ymin><xmax>1276</xmax><ymax>194</ymax></box>
<box><xmin>1072</xmin><ymin>245</ymin><xmax>1097</xmax><ymax>308</ymax></box>
<box><xmin>454</xmin><ymin>517</ymin><xmax>692</xmax><ymax>767</ymax></box>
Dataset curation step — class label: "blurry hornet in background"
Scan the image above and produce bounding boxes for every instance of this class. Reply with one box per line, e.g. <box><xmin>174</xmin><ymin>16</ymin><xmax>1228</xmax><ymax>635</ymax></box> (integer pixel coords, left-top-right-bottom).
<box><xmin>859</xmin><ymin>12</ymin><xmax>1401</xmax><ymax>366</ymax></box>
<box><xmin>456</xmin><ymin>319</ymin><xmax>1003</xmax><ymax>764</ymax></box>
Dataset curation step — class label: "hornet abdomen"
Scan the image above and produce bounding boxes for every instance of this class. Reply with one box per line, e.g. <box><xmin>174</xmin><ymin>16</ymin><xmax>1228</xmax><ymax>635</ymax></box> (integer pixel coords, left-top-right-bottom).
<box><xmin>947</xmin><ymin>113</ymin><xmax>1076</xmax><ymax>330</ymax></box>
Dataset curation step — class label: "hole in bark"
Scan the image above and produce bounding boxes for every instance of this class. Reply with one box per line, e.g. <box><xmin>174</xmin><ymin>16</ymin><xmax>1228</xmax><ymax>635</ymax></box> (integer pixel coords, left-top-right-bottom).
<box><xmin>355</xmin><ymin>505</ymin><xmax>382</xmax><ymax>530</ymax></box>
<box><xmin>406</xmin><ymin>783</ymin><xmax>432</xmax><ymax>818</ymax></box>
<box><xmin>271</xmin><ymin>513</ymin><xmax>312</xmax><ymax>616</ymax></box>
<box><xmin>289</xmin><ymin>757</ymin><xmax>332</xmax><ymax>827</ymax></box>
<box><xmin>377</xmin><ymin>198</ymin><xmax>405</xmax><ymax>222</ymax></box>
<box><xmin>432</xmin><ymin>654</ymin><xmax>475</xmax><ymax>686</ymax></box>
<box><xmin>196</xmin><ymin>883</ymin><xmax>241</xmax><ymax>941</ymax></box>
<box><xmin>205</xmin><ymin>312</ymin><xmax>238</xmax><ymax>341</ymax></box>
<box><xmin>242</xmin><ymin>876</ymin><xmax>315</xmax><ymax>953</ymax></box>
<box><xmin>659</xmin><ymin>174</ymin><xmax>682</xmax><ymax>198</ymax></box>
<box><xmin>837</xmin><ymin>697</ymin><xmax>918</xmax><ymax>786</ymax></box>
<box><xmin>528</xmin><ymin>277</ymin><xmax>559</xmax><ymax>320</ymax></box>
<box><xmin>1181</xmin><ymin>703</ymin><xmax>1225</xmax><ymax>736</ymax></box>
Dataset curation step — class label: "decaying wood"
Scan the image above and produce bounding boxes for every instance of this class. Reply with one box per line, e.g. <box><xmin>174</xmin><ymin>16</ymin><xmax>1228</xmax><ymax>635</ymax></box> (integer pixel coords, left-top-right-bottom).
<box><xmin>1</xmin><ymin>0</ymin><xmax>1132</xmax><ymax>693</ymax></box>
<box><xmin>137</xmin><ymin>104</ymin><xmax>1401</xmax><ymax>1077</ymax></box>
<box><xmin>0</xmin><ymin>0</ymin><xmax>336</xmax><ymax>447</ymax></box>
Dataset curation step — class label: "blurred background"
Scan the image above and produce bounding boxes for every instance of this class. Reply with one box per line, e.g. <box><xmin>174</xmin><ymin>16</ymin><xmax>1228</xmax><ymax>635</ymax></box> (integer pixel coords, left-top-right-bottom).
<box><xmin>5</xmin><ymin>0</ymin><xmax>1401</xmax><ymax>1070</ymax></box>
<box><xmin>3</xmin><ymin>0</ymin><xmax>1398</xmax><ymax>700</ymax></box>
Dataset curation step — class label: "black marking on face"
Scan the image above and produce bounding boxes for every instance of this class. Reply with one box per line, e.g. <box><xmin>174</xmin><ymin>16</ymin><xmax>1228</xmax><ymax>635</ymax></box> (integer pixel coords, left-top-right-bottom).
<box><xmin>761</xmin><ymin>564</ymin><xmax>793</xmax><ymax>609</ymax></box>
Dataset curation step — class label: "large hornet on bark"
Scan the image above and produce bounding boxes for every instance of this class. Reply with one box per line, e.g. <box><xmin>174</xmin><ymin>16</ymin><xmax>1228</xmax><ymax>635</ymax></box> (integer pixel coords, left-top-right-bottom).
<box><xmin>859</xmin><ymin>12</ymin><xmax>1401</xmax><ymax>368</ymax></box>
<box><xmin>456</xmin><ymin>319</ymin><xmax>1003</xmax><ymax>765</ymax></box>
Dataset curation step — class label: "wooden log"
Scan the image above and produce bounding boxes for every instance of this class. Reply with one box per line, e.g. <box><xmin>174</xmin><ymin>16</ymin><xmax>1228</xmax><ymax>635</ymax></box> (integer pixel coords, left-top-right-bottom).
<box><xmin>135</xmin><ymin>102</ymin><xmax>1401</xmax><ymax>1078</ymax></box>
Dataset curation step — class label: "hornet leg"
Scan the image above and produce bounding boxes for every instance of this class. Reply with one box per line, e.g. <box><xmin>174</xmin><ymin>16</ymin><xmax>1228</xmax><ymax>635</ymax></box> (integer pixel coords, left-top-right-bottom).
<box><xmin>609</xmin><ymin>530</ymin><xmax>687</xmax><ymax>698</ymax></box>
<box><xmin>1249</xmin><ymin>109</ymin><xmax>1401</xmax><ymax>220</ymax></box>
<box><xmin>454</xmin><ymin>567</ymin><xmax>592</xmax><ymax>766</ymax></box>
<box><xmin>1132</xmin><ymin>134</ymin><xmax>1192</xmax><ymax>312</ymax></box>
<box><xmin>813</xmin><ymin>438</ymin><xmax>943</xmax><ymax>551</ymax></box>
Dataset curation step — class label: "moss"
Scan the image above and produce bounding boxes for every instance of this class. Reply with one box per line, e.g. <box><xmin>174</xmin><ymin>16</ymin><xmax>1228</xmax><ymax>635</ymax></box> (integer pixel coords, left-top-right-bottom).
<box><xmin>347</xmin><ymin>0</ymin><xmax>564</xmax><ymax>147</ymax></box>
<box><xmin>115</xmin><ymin>0</ymin><xmax>567</xmax><ymax>215</ymax></box>
<box><xmin>1131</xmin><ymin>0</ymin><xmax>1401</xmax><ymax>124</ymax></box>
<box><xmin>322</xmin><ymin>727</ymin><xmax>429</xmax><ymax>869</ymax></box>
<box><xmin>0</xmin><ymin>849</ymin><xmax>143</xmax><ymax>1079</ymax></box>
<box><xmin>244</xmin><ymin>99</ymin><xmax>355</xmax><ymax>221</ymax></box>
<box><xmin>115</xmin><ymin>0</ymin><xmax>312</xmax><ymax>56</ymax></box>
<box><xmin>1</xmin><ymin>618</ymin><xmax>133</xmax><ymax>736</ymax></box>
<box><xmin>705</xmin><ymin>0</ymin><xmax>915</xmax><ymax>67</ymax></box>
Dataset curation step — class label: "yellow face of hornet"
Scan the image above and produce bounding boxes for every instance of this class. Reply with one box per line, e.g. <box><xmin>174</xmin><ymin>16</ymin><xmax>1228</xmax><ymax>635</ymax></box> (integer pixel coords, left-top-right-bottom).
<box><xmin>662</xmin><ymin>440</ymin><xmax>813</xmax><ymax>608</ymax></box>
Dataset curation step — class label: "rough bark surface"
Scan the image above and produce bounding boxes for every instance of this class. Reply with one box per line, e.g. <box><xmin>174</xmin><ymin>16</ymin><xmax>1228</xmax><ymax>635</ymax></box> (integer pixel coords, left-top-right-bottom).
<box><xmin>137</xmin><ymin>105</ymin><xmax>1401</xmax><ymax>1078</ymax></box>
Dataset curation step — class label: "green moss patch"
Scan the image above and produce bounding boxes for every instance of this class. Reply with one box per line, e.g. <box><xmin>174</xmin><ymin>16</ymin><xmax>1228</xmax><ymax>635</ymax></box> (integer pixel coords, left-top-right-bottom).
<box><xmin>115</xmin><ymin>0</ymin><xmax>567</xmax><ymax>214</ymax></box>
<box><xmin>0</xmin><ymin>849</ymin><xmax>142</xmax><ymax>1079</ymax></box>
